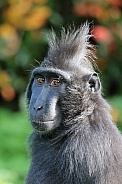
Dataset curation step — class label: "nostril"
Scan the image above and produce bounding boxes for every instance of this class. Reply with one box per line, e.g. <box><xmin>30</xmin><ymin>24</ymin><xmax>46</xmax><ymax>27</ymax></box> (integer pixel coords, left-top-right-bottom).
<box><xmin>34</xmin><ymin>105</ymin><xmax>43</xmax><ymax>111</ymax></box>
<box><xmin>37</xmin><ymin>106</ymin><xmax>43</xmax><ymax>110</ymax></box>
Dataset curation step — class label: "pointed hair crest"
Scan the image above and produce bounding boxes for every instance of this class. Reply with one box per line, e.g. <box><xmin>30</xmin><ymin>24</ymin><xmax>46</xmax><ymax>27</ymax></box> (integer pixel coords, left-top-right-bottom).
<box><xmin>42</xmin><ymin>22</ymin><xmax>97</xmax><ymax>71</ymax></box>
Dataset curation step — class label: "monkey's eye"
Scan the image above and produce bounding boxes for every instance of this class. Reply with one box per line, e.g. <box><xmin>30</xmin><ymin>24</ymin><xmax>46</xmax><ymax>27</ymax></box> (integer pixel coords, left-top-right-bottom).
<box><xmin>36</xmin><ymin>76</ymin><xmax>45</xmax><ymax>85</ymax></box>
<box><xmin>50</xmin><ymin>79</ymin><xmax>62</xmax><ymax>87</ymax></box>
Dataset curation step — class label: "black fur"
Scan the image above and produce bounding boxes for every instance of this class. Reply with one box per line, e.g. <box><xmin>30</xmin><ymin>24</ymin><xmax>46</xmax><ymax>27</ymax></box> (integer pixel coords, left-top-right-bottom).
<box><xmin>26</xmin><ymin>23</ymin><xmax>122</xmax><ymax>184</ymax></box>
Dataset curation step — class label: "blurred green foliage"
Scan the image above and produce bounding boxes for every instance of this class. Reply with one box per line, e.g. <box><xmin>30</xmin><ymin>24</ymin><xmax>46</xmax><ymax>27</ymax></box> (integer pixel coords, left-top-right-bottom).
<box><xmin>0</xmin><ymin>107</ymin><xmax>31</xmax><ymax>184</ymax></box>
<box><xmin>0</xmin><ymin>0</ymin><xmax>122</xmax><ymax>183</ymax></box>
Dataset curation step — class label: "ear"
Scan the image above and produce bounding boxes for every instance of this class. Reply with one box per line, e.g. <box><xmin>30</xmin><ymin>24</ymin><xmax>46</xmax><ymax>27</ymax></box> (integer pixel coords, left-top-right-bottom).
<box><xmin>88</xmin><ymin>73</ymin><xmax>100</xmax><ymax>92</ymax></box>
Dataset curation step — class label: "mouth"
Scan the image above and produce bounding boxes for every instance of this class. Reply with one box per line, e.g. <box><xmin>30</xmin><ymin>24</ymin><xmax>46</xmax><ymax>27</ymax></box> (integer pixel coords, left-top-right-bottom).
<box><xmin>32</xmin><ymin>120</ymin><xmax>54</xmax><ymax>132</ymax></box>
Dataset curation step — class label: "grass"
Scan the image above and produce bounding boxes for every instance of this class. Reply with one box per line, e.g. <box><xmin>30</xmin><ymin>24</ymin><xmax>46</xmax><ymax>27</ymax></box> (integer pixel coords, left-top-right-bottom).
<box><xmin>0</xmin><ymin>108</ymin><xmax>31</xmax><ymax>184</ymax></box>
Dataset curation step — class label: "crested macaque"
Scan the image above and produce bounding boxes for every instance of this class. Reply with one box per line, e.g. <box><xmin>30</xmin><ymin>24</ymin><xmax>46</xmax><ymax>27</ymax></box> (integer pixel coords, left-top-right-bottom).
<box><xmin>26</xmin><ymin>23</ymin><xmax>122</xmax><ymax>184</ymax></box>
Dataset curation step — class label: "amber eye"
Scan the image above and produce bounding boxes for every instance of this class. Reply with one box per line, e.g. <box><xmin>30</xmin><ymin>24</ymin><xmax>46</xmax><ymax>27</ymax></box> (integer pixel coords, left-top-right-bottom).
<box><xmin>51</xmin><ymin>79</ymin><xmax>61</xmax><ymax>86</ymax></box>
<box><xmin>36</xmin><ymin>77</ymin><xmax>45</xmax><ymax>85</ymax></box>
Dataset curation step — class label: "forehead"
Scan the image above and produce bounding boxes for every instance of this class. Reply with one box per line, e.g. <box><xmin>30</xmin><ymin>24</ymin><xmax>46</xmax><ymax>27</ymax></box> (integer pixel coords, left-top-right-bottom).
<box><xmin>32</xmin><ymin>67</ymin><xmax>71</xmax><ymax>81</ymax></box>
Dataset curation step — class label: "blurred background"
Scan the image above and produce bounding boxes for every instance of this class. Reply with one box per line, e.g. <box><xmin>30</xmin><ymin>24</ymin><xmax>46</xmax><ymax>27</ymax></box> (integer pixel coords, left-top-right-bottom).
<box><xmin>0</xmin><ymin>0</ymin><xmax>122</xmax><ymax>183</ymax></box>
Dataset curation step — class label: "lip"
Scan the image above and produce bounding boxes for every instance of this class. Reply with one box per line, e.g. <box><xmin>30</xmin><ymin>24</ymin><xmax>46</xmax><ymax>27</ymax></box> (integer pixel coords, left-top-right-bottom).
<box><xmin>31</xmin><ymin>120</ymin><xmax>55</xmax><ymax>132</ymax></box>
<box><xmin>32</xmin><ymin>120</ymin><xmax>54</xmax><ymax>124</ymax></box>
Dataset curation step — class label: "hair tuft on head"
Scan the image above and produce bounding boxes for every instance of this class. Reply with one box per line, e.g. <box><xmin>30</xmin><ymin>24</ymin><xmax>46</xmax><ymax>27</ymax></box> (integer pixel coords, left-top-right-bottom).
<box><xmin>42</xmin><ymin>22</ymin><xmax>97</xmax><ymax>71</ymax></box>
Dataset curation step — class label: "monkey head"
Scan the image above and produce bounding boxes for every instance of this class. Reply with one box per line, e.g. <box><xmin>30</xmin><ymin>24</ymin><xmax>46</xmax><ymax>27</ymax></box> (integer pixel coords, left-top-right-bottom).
<box><xmin>26</xmin><ymin>23</ymin><xmax>101</xmax><ymax>133</ymax></box>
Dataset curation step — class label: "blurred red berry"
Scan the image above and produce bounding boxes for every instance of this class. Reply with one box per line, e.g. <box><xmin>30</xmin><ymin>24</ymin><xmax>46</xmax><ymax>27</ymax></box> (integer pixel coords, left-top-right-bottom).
<box><xmin>107</xmin><ymin>0</ymin><xmax>122</xmax><ymax>7</ymax></box>
<box><xmin>93</xmin><ymin>26</ymin><xmax>113</xmax><ymax>43</ymax></box>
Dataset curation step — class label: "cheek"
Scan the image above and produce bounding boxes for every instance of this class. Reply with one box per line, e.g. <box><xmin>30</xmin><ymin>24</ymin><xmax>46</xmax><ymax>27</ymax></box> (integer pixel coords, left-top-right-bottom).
<box><xmin>28</xmin><ymin>100</ymin><xmax>35</xmax><ymax>119</ymax></box>
<box><xmin>28</xmin><ymin>93</ymin><xmax>37</xmax><ymax>117</ymax></box>
<box><xmin>54</xmin><ymin>105</ymin><xmax>62</xmax><ymax>126</ymax></box>
<box><xmin>28</xmin><ymin>91</ymin><xmax>39</xmax><ymax>114</ymax></box>
<box><xmin>47</xmin><ymin>96</ymin><xmax>59</xmax><ymax>118</ymax></box>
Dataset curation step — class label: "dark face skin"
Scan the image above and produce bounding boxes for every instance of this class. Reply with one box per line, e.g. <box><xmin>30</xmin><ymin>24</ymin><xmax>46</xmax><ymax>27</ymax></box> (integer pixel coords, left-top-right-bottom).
<box><xmin>29</xmin><ymin>70</ymin><xmax>68</xmax><ymax>133</ymax></box>
<box><xmin>28</xmin><ymin>67</ymin><xmax>100</xmax><ymax>133</ymax></box>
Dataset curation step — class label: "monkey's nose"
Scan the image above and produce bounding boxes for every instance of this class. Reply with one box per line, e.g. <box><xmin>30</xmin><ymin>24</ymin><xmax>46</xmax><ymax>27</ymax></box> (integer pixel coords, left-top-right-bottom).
<box><xmin>34</xmin><ymin>105</ymin><xmax>43</xmax><ymax>111</ymax></box>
